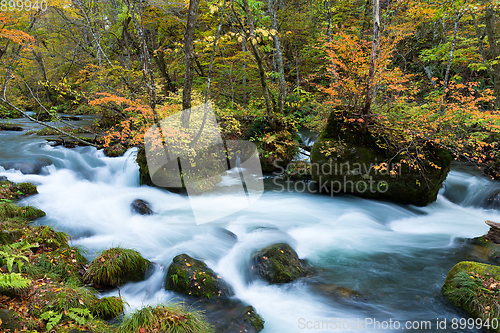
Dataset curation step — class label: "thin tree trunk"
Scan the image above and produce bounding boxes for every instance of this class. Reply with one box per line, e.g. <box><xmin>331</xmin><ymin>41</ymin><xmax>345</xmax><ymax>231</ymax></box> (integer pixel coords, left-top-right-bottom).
<box><xmin>267</xmin><ymin>0</ymin><xmax>286</xmax><ymax>113</ymax></box>
<box><xmin>32</xmin><ymin>50</ymin><xmax>52</xmax><ymax>103</ymax></box>
<box><xmin>485</xmin><ymin>8</ymin><xmax>500</xmax><ymax>101</ymax></box>
<box><xmin>438</xmin><ymin>0</ymin><xmax>463</xmax><ymax>114</ymax></box>
<box><xmin>472</xmin><ymin>12</ymin><xmax>499</xmax><ymax>99</ymax></box>
<box><xmin>242</xmin><ymin>36</ymin><xmax>248</xmax><ymax>105</ymax></box>
<box><xmin>181</xmin><ymin>0</ymin><xmax>201</xmax><ymax>128</ymax></box>
<box><xmin>241</xmin><ymin>0</ymin><xmax>276</xmax><ymax>130</ymax></box>
<box><xmin>362</xmin><ymin>0</ymin><xmax>380</xmax><ymax>118</ymax></box>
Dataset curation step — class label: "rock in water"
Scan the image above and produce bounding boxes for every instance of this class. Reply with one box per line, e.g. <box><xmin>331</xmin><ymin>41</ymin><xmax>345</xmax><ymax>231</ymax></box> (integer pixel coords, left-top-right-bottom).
<box><xmin>484</xmin><ymin>220</ymin><xmax>500</xmax><ymax>244</ymax></box>
<box><xmin>310</xmin><ymin>110</ymin><xmax>451</xmax><ymax>206</ymax></box>
<box><xmin>1</xmin><ymin>157</ymin><xmax>52</xmax><ymax>174</ymax></box>
<box><xmin>131</xmin><ymin>199</ymin><xmax>154</xmax><ymax>215</ymax></box>
<box><xmin>251</xmin><ymin>243</ymin><xmax>310</xmax><ymax>284</ymax></box>
<box><xmin>443</xmin><ymin>261</ymin><xmax>500</xmax><ymax>327</ymax></box>
<box><xmin>165</xmin><ymin>254</ymin><xmax>234</xmax><ymax>298</ymax></box>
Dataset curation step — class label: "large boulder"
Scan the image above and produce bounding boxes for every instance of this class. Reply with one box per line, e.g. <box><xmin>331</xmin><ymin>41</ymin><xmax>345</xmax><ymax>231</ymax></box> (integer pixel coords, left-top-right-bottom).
<box><xmin>0</xmin><ymin>309</ymin><xmax>22</xmax><ymax>331</ymax></box>
<box><xmin>165</xmin><ymin>254</ymin><xmax>233</xmax><ymax>299</ymax></box>
<box><xmin>1</xmin><ymin>157</ymin><xmax>52</xmax><ymax>175</ymax></box>
<box><xmin>251</xmin><ymin>243</ymin><xmax>310</xmax><ymax>284</ymax></box>
<box><xmin>310</xmin><ymin>111</ymin><xmax>451</xmax><ymax>206</ymax></box>
<box><xmin>443</xmin><ymin>261</ymin><xmax>500</xmax><ymax>330</ymax></box>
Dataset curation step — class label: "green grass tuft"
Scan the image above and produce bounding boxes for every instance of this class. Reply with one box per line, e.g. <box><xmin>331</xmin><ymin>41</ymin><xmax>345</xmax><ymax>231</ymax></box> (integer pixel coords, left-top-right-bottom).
<box><xmin>117</xmin><ymin>303</ymin><xmax>214</xmax><ymax>333</ymax></box>
<box><xmin>83</xmin><ymin>247</ymin><xmax>149</xmax><ymax>287</ymax></box>
<box><xmin>92</xmin><ymin>296</ymin><xmax>125</xmax><ymax>319</ymax></box>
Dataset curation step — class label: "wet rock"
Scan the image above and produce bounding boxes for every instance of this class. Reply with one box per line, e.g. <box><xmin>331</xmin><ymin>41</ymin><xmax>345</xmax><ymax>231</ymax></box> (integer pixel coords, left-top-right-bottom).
<box><xmin>484</xmin><ymin>220</ymin><xmax>500</xmax><ymax>244</ymax></box>
<box><xmin>61</xmin><ymin>115</ymin><xmax>80</xmax><ymax>121</ymax></box>
<box><xmin>1</xmin><ymin>157</ymin><xmax>52</xmax><ymax>175</ymax></box>
<box><xmin>0</xmin><ymin>176</ymin><xmax>6</xmax><ymax>181</ymax></box>
<box><xmin>484</xmin><ymin>192</ymin><xmax>500</xmax><ymax>210</ymax></box>
<box><xmin>251</xmin><ymin>243</ymin><xmax>310</xmax><ymax>284</ymax></box>
<box><xmin>192</xmin><ymin>298</ymin><xmax>264</xmax><ymax>333</ymax></box>
<box><xmin>0</xmin><ymin>123</ymin><xmax>23</xmax><ymax>131</ymax></box>
<box><xmin>443</xmin><ymin>261</ymin><xmax>500</xmax><ymax>327</ymax></box>
<box><xmin>0</xmin><ymin>309</ymin><xmax>22</xmax><ymax>331</ymax></box>
<box><xmin>311</xmin><ymin>283</ymin><xmax>366</xmax><ymax>302</ymax></box>
<box><xmin>131</xmin><ymin>199</ymin><xmax>154</xmax><ymax>215</ymax></box>
<box><xmin>166</xmin><ymin>254</ymin><xmax>234</xmax><ymax>299</ymax></box>
<box><xmin>0</xmin><ymin>180</ymin><xmax>38</xmax><ymax>200</ymax></box>
<box><xmin>103</xmin><ymin>143</ymin><xmax>127</xmax><ymax>157</ymax></box>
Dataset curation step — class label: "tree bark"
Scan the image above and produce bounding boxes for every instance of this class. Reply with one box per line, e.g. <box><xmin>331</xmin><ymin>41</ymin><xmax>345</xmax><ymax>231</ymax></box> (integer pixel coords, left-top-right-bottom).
<box><xmin>362</xmin><ymin>0</ymin><xmax>380</xmax><ymax>117</ymax></box>
<box><xmin>181</xmin><ymin>0</ymin><xmax>201</xmax><ymax>128</ymax></box>
<box><xmin>485</xmin><ymin>8</ymin><xmax>500</xmax><ymax>101</ymax></box>
<box><xmin>241</xmin><ymin>0</ymin><xmax>276</xmax><ymax>130</ymax></box>
<box><xmin>267</xmin><ymin>0</ymin><xmax>286</xmax><ymax>114</ymax></box>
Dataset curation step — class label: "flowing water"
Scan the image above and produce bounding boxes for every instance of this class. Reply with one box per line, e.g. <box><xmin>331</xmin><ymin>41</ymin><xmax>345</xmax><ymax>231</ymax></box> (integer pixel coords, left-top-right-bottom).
<box><xmin>1</xmin><ymin>119</ymin><xmax>500</xmax><ymax>332</ymax></box>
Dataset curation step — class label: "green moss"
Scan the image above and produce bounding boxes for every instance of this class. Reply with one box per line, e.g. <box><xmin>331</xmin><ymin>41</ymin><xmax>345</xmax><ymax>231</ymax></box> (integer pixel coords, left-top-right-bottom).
<box><xmin>0</xmin><ymin>180</ymin><xmax>38</xmax><ymax>201</ymax></box>
<box><xmin>443</xmin><ymin>261</ymin><xmax>500</xmax><ymax>331</ymax></box>
<box><xmin>117</xmin><ymin>303</ymin><xmax>214</xmax><ymax>333</ymax></box>
<box><xmin>103</xmin><ymin>144</ymin><xmax>127</xmax><ymax>157</ymax></box>
<box><xmin>243</xmin><ymin>306</ymin><xmax>264</xmax><ymax>332</ymax></box>
<box><xmin>165</xmin><ymin>254</ymin><xmax>233</xmax><ymax>299</ymax></box>
<box><xmin>23</xmin><ymin>225</ymin><xmax>70</xmax><ymax>250</ymax></box>
<box><xmin>83</xmin><ymin>247</ymin><xmax>149</xmax><ymax>287</ymax></box>
<box><xmin>92</xmin><ymin>296</ymin><xmax>124</xmax><ymax>319</ymax></box>
<box><xmin>251</xmin><ymin>243</ymin><xmax>310</xmax><ymax>284</ymax></box>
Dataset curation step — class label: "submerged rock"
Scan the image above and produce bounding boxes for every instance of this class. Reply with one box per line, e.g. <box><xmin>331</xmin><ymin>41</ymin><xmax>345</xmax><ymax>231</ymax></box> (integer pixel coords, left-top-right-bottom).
<box><xmin>443</xmin><ymin>261</ymin><xmax>500</xmax><ymax>329</ymax></box>
<box><xmin>1</xmin><ymin>157</ymin><xmax>52</xmax><ymax>175</ymax></box>
<box><xmin>165</xmin><ymin>254</ymin><xmax>234</xmax><ymax>299</ymax></box>
<box><xmin>310</xmin><ymin>110</ymin><xmax>451</xmax><ymax>206</ymax></box>
<box><xmin>131</xmin><ymin>199</ymin><xmax>154</xmax><ymax>215</ymax></box>
<box><xmin>484</xmin><ymin>192</ymin><xmax>500</xmax><ymax>210</ymax></box>
<box><xmin>251</xmin><ymin>243</ymin><xmax>310</xmax><ymax>284</ymax></box>
<box><xmin>0</xmin><ymin>123</ymin><xmax>23</xmax><ymax>131</ymax></box>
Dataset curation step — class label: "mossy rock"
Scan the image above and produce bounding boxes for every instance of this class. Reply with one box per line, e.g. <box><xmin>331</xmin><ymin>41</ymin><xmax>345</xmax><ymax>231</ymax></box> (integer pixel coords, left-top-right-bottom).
<box><xmin>443</xmin><ymin>261</ymin><xmax>500</xmax><ymax>331</ymax></box>
<box><xmin>311</xmin><ymin>283</ymin><xmax>366</xmax><ymax>302</ymax></box>
<box><xmin>165</xmin><ymin>254</ymin><xmax>234</xmax><ymax>299</ymax></box>
<box><xmin>117</xmin><ymin>304</ymin><xmax>214</xmax><ymax>333</ymax></box>
<box><xmin>0</xmin><ymin>309</ymin><xmax>22</xmax><ymax>331</ymax></box>
<box><xmin>310</xmin><ymin>110</ymin><xmax>451</xmax><ymax>206</ymax></box>
<box><xmin>103</xmin><ymin>144</ymin><xmax>127</xmax><ymax>157</ymax></box>
<box><xmin>83</xmin><ymin>247</ymin><xmax>150</xmax><ymax>288</ymax></box>
<box><xmin>23</xmin><ymin>225</ymin><xmax>69</xmax><ymax>251</ymax></box>
<box><xmin>195</xmin><ymin>298</ymin><xmax>264</xmax><ymax>333</ymax></box>
<box><xmin>251</xmin><ymin>243</ymin><xmax>310</xmax><ymax>284</ymax></box>
<box><xmin>0</xmin><ymin>180</ymin><xmax>38</xmax><ymax>201</ymax></box>
<box><xmin>0</xmin><ymin>203</ymin><xmax>45</xmax><ymax>221</ymax></box>
<box><xmin>28</xmin><ymin>282</ymin><xmax>123</xmax><ymax>320</ymax></box>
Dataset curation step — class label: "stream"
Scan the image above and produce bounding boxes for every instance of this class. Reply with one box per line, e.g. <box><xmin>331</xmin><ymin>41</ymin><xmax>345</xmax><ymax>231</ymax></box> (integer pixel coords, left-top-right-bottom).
<box><xmin>1</xmin><ymin>118</ymin><xmax>500</xmax><ymax>332</ymax></box>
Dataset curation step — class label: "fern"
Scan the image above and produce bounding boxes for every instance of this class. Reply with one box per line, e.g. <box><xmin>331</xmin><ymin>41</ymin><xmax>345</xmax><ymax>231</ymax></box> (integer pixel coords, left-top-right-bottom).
<box><xmin>40</xmin><ymin>311</ymin><xmax>63</xmax><ymax>331</ymax></box>
<box><xmin>0</xmin><ymin>272</ymin><xmax>30</xmax><ymax>289</ymax></box>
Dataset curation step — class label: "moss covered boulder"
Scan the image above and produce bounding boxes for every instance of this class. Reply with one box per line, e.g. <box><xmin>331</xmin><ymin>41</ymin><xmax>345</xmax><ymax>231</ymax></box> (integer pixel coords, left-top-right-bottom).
<box><xmin>443</xmin><ymin>261</ymin><xmax>500</xmax><ymax>330</ymax></box>
<box><xmin>165</xmin><ymin>254</ymin><xmax>233</xmax><ymax>299</ymax></box>
<box><xmin>103</xmin><ymin>143</ymin><xmax>127</xmax><ymax>157</ymax></box>
<box><xmin>310</xmin><ymin>110</ymin><xmax>451</xmax><ymax>206</ymax></box>
<box><xmin>83</xmin><ymin>247</ymin><xmax>150</xmax><ymax>288</ymax></box>
<box><xmin>0</xmin><ymin>180</ymin><xmax>38</xmax><ymax>201</ymax></box>
<box><xmin>251</xmin><ymin>243</ymin><xmax>310</xmax><ymax>284</ymax></box>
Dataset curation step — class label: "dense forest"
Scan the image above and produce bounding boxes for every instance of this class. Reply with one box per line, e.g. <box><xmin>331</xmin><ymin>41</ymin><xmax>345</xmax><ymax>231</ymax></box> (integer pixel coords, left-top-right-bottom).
<box><xmin>1</xmin><ymin>0</ymin><xmax>500</xmax><ymax>332</ymax></box>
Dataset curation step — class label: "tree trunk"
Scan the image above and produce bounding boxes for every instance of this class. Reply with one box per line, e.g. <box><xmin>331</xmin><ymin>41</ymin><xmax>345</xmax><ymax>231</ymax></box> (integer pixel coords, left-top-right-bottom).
<box><xmin>267</xmin><ymin>0</ymin><xmax>286</xmax><ymax>114</ymax></box>
<box><xmin>362</xmin><ymin>0</ymin><xmax>380</xmax><ymax>117</ymax></box>
<box><xmin>242</xmin><ymin>36</ymin><xmax>248</xmax><ymax>105</ymax></box>
<box><xmin>485</xmin><ymin>8</ymin><xmax>500</xmax><ymax>101</ymax></box>
<box><xmin>438</xmin><ymin>0</ymin><xmax>461</xmax><ymax>114</ymax></box>
<box><xmin>241</xmin><ymin>0</ymin><xmax>276</xmax><ymax>130</ymax></box>
<box><xmin>181</xmin><ymin>0</ymin><xmax>201</xmax><ymax>128</ymax></box>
